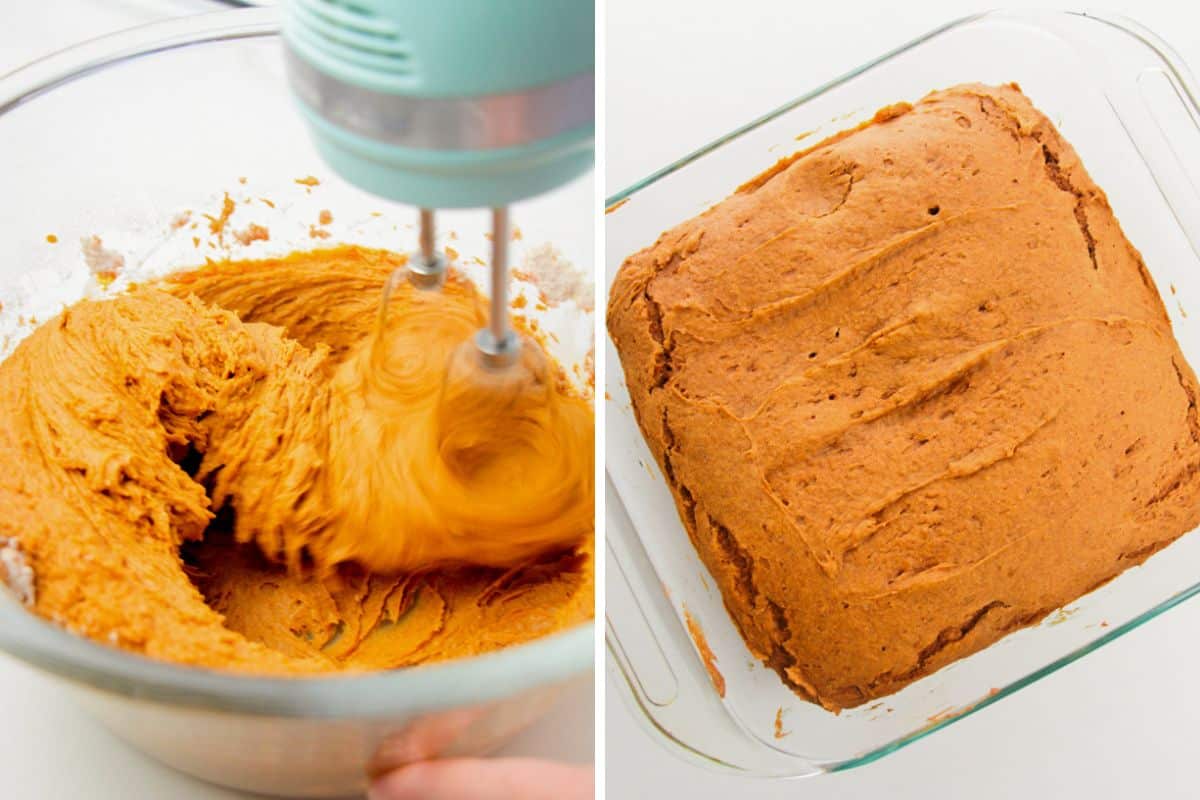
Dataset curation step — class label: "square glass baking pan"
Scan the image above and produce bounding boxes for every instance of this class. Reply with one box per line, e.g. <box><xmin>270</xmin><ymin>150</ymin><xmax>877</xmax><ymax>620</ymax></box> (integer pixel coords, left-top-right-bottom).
<box><xmin>605</xmin><ymin>10</ymin><xmax>1200</xmax><ymax>777</ymax></box>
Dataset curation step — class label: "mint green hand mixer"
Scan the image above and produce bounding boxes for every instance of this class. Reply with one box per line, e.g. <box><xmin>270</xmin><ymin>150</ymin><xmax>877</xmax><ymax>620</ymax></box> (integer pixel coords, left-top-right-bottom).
<box><xmin>284</xmin><ymin>0</ymin><xmax>594</xmax><ymax>370</ymax></box>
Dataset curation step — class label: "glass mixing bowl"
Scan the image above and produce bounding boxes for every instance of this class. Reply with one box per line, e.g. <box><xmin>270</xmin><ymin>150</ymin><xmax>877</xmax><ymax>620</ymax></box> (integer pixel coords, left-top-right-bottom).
<box><xmin>0</xmin><ymin>7</ymin><xmax>594</xmax><ymax>797</ymax></box>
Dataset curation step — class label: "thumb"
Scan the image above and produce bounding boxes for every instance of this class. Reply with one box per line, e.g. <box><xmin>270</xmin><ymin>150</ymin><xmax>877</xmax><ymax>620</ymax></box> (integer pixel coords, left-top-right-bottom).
<box><xmin>368</xmin><ymin>758</ymin><xmax>592</xmax><ymax>800</ymax></box>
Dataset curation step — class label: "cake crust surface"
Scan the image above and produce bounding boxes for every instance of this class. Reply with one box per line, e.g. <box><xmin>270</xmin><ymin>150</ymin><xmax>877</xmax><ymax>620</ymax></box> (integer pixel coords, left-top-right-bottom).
<box><xmin>608</xmin><ymin>83</ymin><xmax>1200</xmax><ymax>710</ymax></box>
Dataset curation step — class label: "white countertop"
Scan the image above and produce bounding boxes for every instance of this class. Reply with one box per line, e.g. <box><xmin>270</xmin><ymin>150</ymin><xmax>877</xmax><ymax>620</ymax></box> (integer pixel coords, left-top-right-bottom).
<box><xmin>605</xmin><ymin>0</ymin><xmax>1200</xmax><ymax>798</ymax></box>
<box><xmin>0</xmin><ymin>2</ymin><xmax>592</xmax><ymax>798</ymax></box>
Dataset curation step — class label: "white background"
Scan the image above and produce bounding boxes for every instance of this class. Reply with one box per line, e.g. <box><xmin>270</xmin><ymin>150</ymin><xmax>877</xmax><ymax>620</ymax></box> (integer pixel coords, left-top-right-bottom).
<box><xmin>0</xmin><ymin>2</ymin><xmax>592</xmax><ymax>798</ymax></box>
<box><xmin>9</xmin><ymin>1</ymin><xmax>1200</xmax><ymax>798</ymax></box>
<box><xmin>606</xmin><ymin>1</ymin><xmax>1200</xmax><ymax>799</ymax></box>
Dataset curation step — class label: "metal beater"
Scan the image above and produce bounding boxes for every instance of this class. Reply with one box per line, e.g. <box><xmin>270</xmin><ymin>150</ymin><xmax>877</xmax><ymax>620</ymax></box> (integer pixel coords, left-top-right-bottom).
<box><xmin>284</xmin><ymin>0</ymin><xmax>594</xmax><ymax>369</ymax></box>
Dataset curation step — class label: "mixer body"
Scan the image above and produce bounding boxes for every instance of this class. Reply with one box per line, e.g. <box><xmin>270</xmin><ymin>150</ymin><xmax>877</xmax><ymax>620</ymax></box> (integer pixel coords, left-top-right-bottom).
<box><xmin>284</xmin><ymin>0</ymin><xmax>595</xmax><ymax>209</ymax></box>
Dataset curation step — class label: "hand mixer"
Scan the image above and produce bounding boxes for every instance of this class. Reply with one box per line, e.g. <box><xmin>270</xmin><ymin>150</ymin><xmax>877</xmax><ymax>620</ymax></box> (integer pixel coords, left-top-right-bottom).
<box><xmin>283</xmin><ymin>0</ymin><xmax>594</xmax><ymax>369</ymax></box>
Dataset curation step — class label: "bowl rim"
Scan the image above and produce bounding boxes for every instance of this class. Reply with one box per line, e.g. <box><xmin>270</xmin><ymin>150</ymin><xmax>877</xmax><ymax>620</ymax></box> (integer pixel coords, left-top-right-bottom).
<box><xmin>0</xmin><ymin>6</ymin><xmax>594</xmax><ymax>719</ymax></box>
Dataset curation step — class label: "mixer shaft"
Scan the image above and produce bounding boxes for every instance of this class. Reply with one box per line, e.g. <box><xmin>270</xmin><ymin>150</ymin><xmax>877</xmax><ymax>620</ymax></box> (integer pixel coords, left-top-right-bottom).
<box><xmin>419</xmin><ymin>208</ymin><xmax>436</xmax><ymax>265</ymax></box>
<box><xmin>476</xmin><ymin>206</ymin><xmax>520</xmax><ymax>369</ymax></box>
<box><xmin>408</xmin><ymin>208</ymin><xmax>446</xmax><ymax>289</ymax></box>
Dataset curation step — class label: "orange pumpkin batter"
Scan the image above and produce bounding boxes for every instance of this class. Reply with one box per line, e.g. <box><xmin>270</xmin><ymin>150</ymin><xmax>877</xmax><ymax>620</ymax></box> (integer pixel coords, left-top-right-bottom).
<box><xmin>0</xmin><ymin>246</ymin><xmax>593</xmax><ymax>672</ymax></box>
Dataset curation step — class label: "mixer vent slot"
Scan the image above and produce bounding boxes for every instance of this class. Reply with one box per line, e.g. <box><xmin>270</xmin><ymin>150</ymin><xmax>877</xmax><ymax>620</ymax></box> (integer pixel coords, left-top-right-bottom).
<box><xmin>294</xmin><ymin>0</ymin><xmax>417</xmax><ymax>78</ymax></box>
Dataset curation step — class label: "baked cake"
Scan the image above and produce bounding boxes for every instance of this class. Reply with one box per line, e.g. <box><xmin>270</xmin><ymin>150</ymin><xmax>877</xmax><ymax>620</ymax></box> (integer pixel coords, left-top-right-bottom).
<box><xmin>607</xmin><ymin>83</ymin><xmax>1200</xmax><ymax>710</ymax></box>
